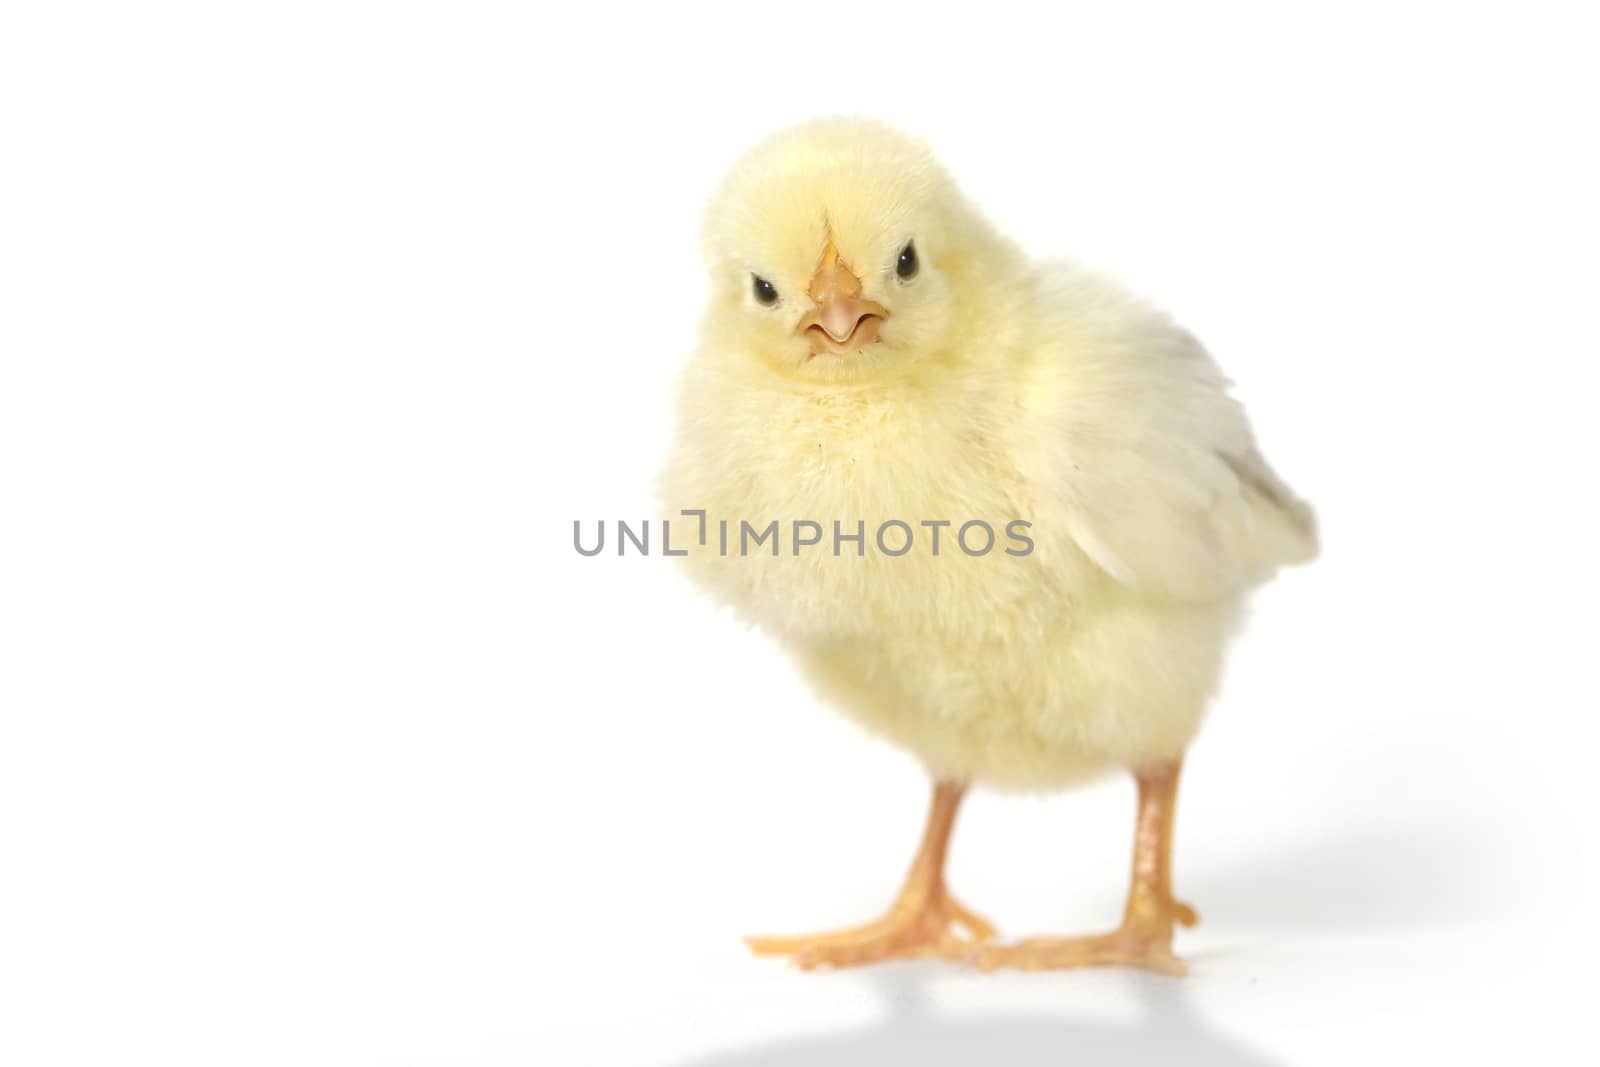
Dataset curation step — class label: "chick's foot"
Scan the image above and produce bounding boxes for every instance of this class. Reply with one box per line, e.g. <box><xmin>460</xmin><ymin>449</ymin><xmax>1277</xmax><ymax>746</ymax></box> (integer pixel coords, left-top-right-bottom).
<box><xmin>978</xmin><ymin>759</ymin><xmax>1200</xmax><ymax>976</ymax></box>
<box><xmin>975</xmin><ymin>896</ymin><xmax>1197</xmax><ymax>978</ymax></box>
<box><xmin>976</xmin><ymin>926</ymin><xmax>1184</xmax><ymax>976</ymax></box>
<box><xmin>745</xmin><ymin>888</ymin><xmax>995</xmax><ymax>970</ymax></box>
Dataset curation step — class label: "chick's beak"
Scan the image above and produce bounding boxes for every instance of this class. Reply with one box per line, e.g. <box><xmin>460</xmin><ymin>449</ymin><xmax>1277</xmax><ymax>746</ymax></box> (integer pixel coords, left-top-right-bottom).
<box><xmin>798</xmin><ymin>243</ymin><xmax>889</xmax><ymax>355</ymax></box>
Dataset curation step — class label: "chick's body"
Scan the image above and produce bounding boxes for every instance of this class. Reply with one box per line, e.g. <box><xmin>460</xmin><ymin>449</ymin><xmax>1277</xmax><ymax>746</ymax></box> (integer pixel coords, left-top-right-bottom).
<box><xmin>661</xmin><ymin>118</ymin><xmax>1315</xmax><ymax>973</ymax></box>
<box><xmin>663</xmin><ymin>122</ymin><xmax>1313</xmax><ymax>791</ymax></box>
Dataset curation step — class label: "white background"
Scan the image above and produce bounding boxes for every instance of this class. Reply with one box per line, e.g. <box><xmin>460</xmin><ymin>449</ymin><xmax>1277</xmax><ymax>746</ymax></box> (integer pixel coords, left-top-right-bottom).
<box><xmin>3</xmin><ymin>3</ymin><xmax>1598</xmax><ymax>1065</ymax></box>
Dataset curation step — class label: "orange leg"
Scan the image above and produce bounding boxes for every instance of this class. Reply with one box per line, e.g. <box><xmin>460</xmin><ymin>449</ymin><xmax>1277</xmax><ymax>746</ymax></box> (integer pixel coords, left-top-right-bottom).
<box><xmin>746</xmin><ymin>780</ymin><xmax>995</xmax><ymax>970</ymax></box>
<box><xmin>978</xmin><ymin>759</ymin><xmax>1199</xmax><ymax>977</ymax></box>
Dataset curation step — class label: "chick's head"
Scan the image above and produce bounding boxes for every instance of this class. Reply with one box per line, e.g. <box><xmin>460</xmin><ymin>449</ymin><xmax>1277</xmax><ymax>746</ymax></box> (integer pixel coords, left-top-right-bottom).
<box><xmin>700</xmin><ymin>117</ymin><xmax>1019</xmax><ymax>381</ymax></box>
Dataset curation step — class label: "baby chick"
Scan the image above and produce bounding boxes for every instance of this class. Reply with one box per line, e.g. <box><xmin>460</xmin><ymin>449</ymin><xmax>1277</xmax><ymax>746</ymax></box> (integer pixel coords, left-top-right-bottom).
<box><xmin>660</xmin><ymin>118</ymin><xmax>1316</xmax><ymax>975</ymax></box>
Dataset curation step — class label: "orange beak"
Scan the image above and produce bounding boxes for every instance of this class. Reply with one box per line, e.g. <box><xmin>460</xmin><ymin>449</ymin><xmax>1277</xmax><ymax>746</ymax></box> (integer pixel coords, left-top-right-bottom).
<box><xmin>797</xmin><ymin>241</ymin><xmax>889</xmax><ymax>356</ymax></box>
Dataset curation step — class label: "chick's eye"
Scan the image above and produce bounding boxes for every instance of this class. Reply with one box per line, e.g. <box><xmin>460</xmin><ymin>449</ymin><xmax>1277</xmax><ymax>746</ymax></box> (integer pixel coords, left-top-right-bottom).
<box><xmin>896</xmin><ymin>240</ymin><xmax>919</xmax><ymax>280</ymax></box>
<box><xmin>752</xmin><ymin>275</ymin><xmax>779</xmax><ymax>305</ymax></box>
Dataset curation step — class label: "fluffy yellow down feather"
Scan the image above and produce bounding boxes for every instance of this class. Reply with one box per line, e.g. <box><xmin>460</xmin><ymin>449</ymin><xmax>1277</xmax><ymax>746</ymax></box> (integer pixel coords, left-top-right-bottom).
<box><xmin>660</xmin><ymin>118</ymin><xmax>1315</xmax><ymax>790</ymax></box>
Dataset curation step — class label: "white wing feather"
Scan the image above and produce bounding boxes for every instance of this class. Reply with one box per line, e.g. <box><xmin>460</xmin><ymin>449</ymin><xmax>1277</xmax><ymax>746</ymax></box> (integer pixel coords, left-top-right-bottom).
<box><xmin>1036</xmin><ymin>265</ymin><xmax>1317</xmax><ymax>602</ymax></box>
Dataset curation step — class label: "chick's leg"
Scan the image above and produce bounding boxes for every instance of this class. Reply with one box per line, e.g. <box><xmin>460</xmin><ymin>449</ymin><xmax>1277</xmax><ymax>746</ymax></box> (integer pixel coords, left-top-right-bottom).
<box><xmin>745</xmin><ymin>780</ymin><xmax>995</xmax><ymax>970</ymax></box>
<box><xmin>978</xmin><ymin>759</ymin><xmax>1198</xmax><ymax>977</ymax></box>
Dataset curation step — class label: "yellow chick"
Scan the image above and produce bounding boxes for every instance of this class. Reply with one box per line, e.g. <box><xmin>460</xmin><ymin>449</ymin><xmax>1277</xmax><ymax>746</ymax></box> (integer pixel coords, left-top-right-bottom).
<box><xmin>659</xmin><ymin>118</ymin><xmax>1316</xmax><ymax>975</ymax></box>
